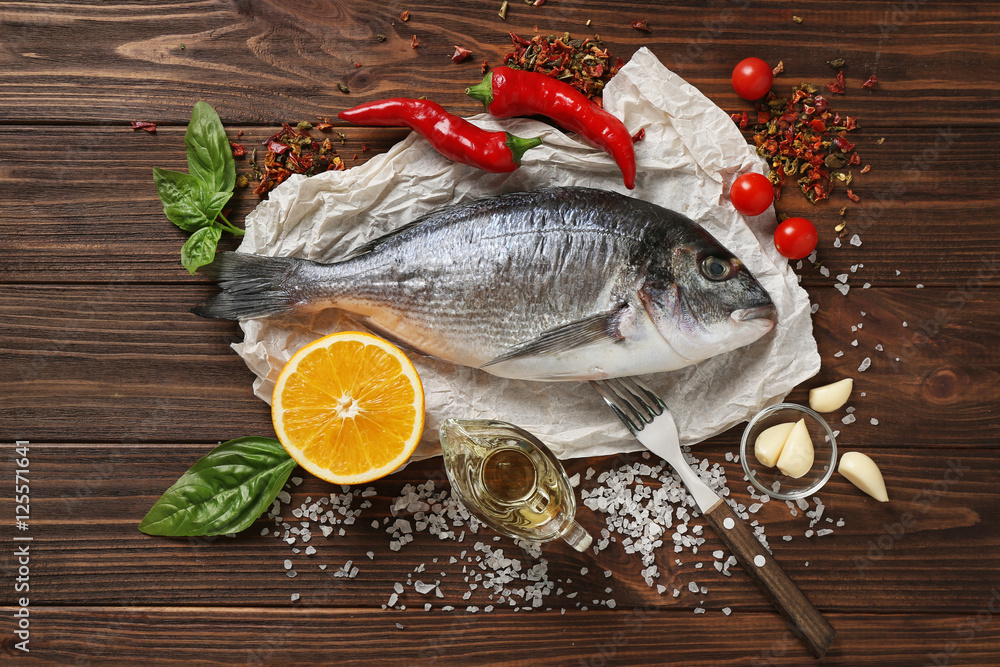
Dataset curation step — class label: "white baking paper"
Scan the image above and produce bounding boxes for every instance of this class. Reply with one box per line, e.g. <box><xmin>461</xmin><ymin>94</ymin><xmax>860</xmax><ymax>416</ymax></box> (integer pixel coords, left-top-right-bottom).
<box><xmin>232</xmin><ymin>47</ymin><xmax>820</xmax><ymax>461</ymax></box>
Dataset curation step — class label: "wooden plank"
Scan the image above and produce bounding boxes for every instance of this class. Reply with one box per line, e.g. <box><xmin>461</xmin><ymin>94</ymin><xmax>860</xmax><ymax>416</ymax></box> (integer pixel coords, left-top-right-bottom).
<box><xmin>1</xmin><ymin>1</ymin><xmax>998</xmax><ymax>126</ymax></box>
<box><xmin>2</xmin><ymin>442</ymin><xmax>997</xmax><ymax>611</ymax></box>
<box><xmin>2</xmin><ymin>607</ymin><xmax>999</xmax><ymax>665</ymax></box>
<box><xmin>3</xmin><ymin>285</ymin><xmax>998</xmax><ymax>445</ymax></box>
<box><xmin>1</xmin><ymin>125</ymin><xmax>997</xmax><ymax>285</ymax></box>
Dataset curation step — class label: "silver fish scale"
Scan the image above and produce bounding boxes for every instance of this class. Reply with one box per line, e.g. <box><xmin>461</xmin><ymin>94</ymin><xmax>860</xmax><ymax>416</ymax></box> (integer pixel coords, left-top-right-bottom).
<box><xmin>313</xmin><ymin>189</ymin><xmax>651</xmax><ymax>365</ymax></box>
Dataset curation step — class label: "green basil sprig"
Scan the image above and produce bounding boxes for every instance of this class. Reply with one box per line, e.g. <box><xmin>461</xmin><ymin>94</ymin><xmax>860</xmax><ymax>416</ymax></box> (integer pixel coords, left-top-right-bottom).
<box><xmin>153</xmin><ymin>101</ymin><xmax>242</xmax><ymax>274</ymax></box>
<box><xmin>139</xmin><ymin>437</ymin><xmax>296</xmax><ymax>537</ymax></box>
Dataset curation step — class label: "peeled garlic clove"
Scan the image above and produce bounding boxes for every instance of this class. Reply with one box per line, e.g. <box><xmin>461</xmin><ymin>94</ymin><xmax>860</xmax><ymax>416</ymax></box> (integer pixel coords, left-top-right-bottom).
<box><xmin>809</xmin><ymin>378</ymin><xmax>854</xmax><ymax>413</ymax></box>
<box><xmin>776</xmin><ymin>418</ymin><xmax>814</xmax><ymax>478</ymax></box>
<box><xmin>838</xmin><ymin>451</ymin><xmax>889</xmax><ymax>502</ymax></box>
<box><xmin>754</xmin><ymin>421</ymin><xmax>795</xmax><ymax>467</ymax></box>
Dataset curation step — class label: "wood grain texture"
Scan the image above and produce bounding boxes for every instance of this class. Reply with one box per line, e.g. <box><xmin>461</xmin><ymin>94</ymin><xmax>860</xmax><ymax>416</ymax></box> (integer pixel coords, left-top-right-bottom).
<box><xmin>1</xmin><ymin>443</ymin><xmax>996</xmax><ymax>611</ymax></box>
<box><xmin>1</xmin><ymin>1</ymin><xmax>999</xmax><ymax>126</ymax></box>
<box><xmin>2</xmin><ymin>608</ymin><xmax>999</xmax><ymax>666</ymax></box>
<box><xmin>3</xmin><ymin>285</ymin><xmax>998</xmax><ymax>445</ymax></box>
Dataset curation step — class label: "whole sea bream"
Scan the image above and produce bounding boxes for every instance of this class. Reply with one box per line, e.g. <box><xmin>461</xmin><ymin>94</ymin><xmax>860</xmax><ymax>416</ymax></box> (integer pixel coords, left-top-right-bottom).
<box><xmin>195</xmin><ymin>187</ymin><xmax>776</xmax><ymax>381</ymax></box>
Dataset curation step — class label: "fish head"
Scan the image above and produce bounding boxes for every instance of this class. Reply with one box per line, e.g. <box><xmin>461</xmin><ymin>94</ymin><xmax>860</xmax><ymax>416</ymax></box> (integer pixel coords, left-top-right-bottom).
<box><xmin>639</xmin><ymin>235</ymin><xmax>776</xmax><ymax>362</ymax></box>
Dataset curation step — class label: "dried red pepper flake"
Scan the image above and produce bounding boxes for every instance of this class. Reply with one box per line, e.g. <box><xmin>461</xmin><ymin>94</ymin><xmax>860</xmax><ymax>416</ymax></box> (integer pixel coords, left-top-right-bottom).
<box><xmin>846</xmin><ymin>189</ymin><xmax>860</xmax><ymax>202</ymax></box>
<box><xmin>739</xmin><ymin>110</ymin><xmax>749</xmax><ymax>130</ymax></box>
<box><xmin>481</xmin><ymin>59</ymin><xmax>490</xmax><ymax>74</ymax></box>
<box><xmin>250</xmin><ymin>123</ymin><xmax>346</xmax><ymax>196</ymax></box>
<box><xmin>315</xmin><ymin>117</ymin><xmax>333</xmax><ymax>131</ymax></box>
<box><xmin>452</xmin><ymin>46</ymin><xmax>472</xmax><ymax>63</ymax></box>
<box><xmin>631</xmin><ymin>20</ymin><xmax>651</xmax><ymax>32</ymax></box>
<box><xmin>772</xmin><ymin>60</ymin><xmax>784</xmax><ymax>76</ymax></box>
<box><xmin>131</xmin><ymin>121</ymin><xmax>157</xmax><ymax>132</ymax></box>
<box><xmin>400</xmin><ymin>10</ymin><xmax>410</xmax><ymax>21</ymax></box>
<box><xmin>861</xmin><ymin>74</ymin><xmax>879</xmax><ymax>89</ymax></box>
<box><xmin>631</xmin><ymin>128</ymin><xmax>646</xmax><ymax>143</ymax></box>
<box><xmin>503</xmin><ymin>31</ymin><xmax>621</xmax><ymax>100</ymax></box>
<box><xmin>860</xmin><ymin>164</ymin><xmax>871</xmax><ymax>174</ymax></box>
<box><xmin>361</xmin><ymin>143</ymin><xmax>369</xmax><ymax>152</ymax></box>
<box><xmin>411</xmin><ymin>35</ymin><xmax>420</xmax><ymax>49</ymax></box>
<box><xmin>533</xmin><ymin>0</ymin><xmax>545</xmax><ymax>6</ymax></box>
<box><xmin>229</xmin><ymin>140</ymin><xmax>246</xmax><ymax>157</ymax></box>
<box><xmin>827</xmin><ymin>70</ymin><xmax>846</xmax><ymax>94</ymax></box>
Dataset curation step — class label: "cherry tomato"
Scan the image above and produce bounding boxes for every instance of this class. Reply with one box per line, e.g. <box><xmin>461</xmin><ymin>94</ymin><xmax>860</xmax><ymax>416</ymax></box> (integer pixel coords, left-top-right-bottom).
<box><xmin>729</xmin><ymin>172</ymin><xmax>774</xmax><ymax>216</ymax></box>
<box><xmin>774</xmin><ymin>217</ymin><xmax>818</xmax><ymax>260</ymax></box>
<box><xmin>731</xmin><ymin>57</ymin><xmax>774</xmax><ymax>100</ymax></box>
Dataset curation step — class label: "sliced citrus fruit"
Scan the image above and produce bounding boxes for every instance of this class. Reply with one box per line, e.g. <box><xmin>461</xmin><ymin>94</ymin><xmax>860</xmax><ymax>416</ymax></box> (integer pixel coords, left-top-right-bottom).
<box><xmin>271</xmin><ymin>331</ymin><xmax>425</xmax><ymax>485</ymax></box>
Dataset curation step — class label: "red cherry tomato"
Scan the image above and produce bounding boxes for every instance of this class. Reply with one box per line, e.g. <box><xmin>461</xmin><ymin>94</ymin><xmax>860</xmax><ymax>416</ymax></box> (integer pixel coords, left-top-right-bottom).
<box><xmin>732</xmin><ymin>57</ymin><xmax>774</xmax><ymax>100</ymax></box>
<box><xmin>729</xmin><ymin>172</ymin><xmax>774</xmax><ymax>216</ymax></box>
<box><xmin>774</xmin><ymin>217</ymin><xmax>818</xmax><ymax>260</ymax></box>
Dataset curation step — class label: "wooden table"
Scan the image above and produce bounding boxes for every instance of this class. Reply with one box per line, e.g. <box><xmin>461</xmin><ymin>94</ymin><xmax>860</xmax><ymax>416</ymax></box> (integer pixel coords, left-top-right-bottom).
<box><xmin>2</xmin><ymin>1</ymin><xmax>999</xmax><ymax>664</ymax></box>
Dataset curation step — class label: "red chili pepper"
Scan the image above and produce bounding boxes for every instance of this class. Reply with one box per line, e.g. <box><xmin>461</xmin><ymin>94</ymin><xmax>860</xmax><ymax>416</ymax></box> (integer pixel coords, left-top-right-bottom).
<box><xmin>466</xmin><ymin>65</ymin><xmax>637</xmax><ymax>188</ymax></box>
<box><xmin>338</xmin><ymin>98</ymin><xmax>542</xmax><ymax>173</ymax></box>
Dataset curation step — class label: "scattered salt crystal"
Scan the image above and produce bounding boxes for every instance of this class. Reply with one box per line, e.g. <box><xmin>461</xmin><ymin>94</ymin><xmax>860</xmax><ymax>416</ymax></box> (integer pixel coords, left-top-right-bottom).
<box><xmin>895</xmin><ymin>269</ymin><xmax>901</xmax><ymax>276</ymax></box>
<box><xmin>902</xmin><ymin>321</ymin><xmax>908</xmax><ymax>327</ymax></box>
<box><xmin>810</xmin><ymin>303</ymin><xmax>820</xmax><ymax>314</ymax></box>
<box><xmin>833</xmin><ymin>237</ymin><xmax>841</xmax><ymax>248</ymax></box>
<box><xmin>849</xmin><ymin>234</ymin><xmax>862</xmax><ymax>246</ymax></box>
<box><xmin>388</xmin><ymin>593</ymin><xmax>398</xmax><ymax>606</ymax></box>
<box><xmin>819</xmin><ymin>266</ymin><xmax>831</xmax><ymax>277</ymax></box>
<box><xmin>835</xmin><ymin>284</ymin><xmax>850</xmax><ymax>296</ymax></box>
<box><xmin>713</xmin><ymin>550</ymin><xmax>724</xmax><ymax>559</ymax></box>
<box><xmin>834</xmin><ymin>350</ymin><xmax>844</xmax><ymax>358</ymax></box>
<box><xmin>319</xmin><ymin>564</ymin><xmax>327</xmax><ymax>571</ymax></box>
<box><xmin>916</xmin><ymin>284</ymin><xmax>924</xmax><ymax>289</ymax></box>
<box><xmin>722</xmin><ymin>607</ymin><xmax>732</xmax><ymax>616</ymax></box>
<box><xmin>842</xmin><ymin>414</ymin><xmax>857</xmax><ymax>425</ymax></box>
<box><xmin>283</xmin><ymin>559</ymin><xmax>292</xmax><ymax>570</ymax></box>
<box><xmin>585</xmin><ymin>467</ymin><xmax>596</xmax><ymax>480</ymax></box>
<box><xmin>805</xmin><ymin>530</ymin><xmax>814</xmax><ymax>538</ymax></box>
<box><xmin>816</xmin><ymin>528</ymin><xmax>834</xmax><ymax>537</ymax></box>
<box><xmin>305</xmin><ymin>546</ymin><xmax>316</xmax><ymax>555</ymax></box>
<box><xmin>569</xmin><ymin>473</ymin><xmax>580</xmax><ymax>487</ymax></box>
<box><xmin>694</xmin><ymin>608</ymin><xmax>705</xmax><ymax>614</ymax></box>
<box><xmin>673</xmin><ymin>589</ymin><xmax>680</xmax><ymax>598</ymax></box>
<box><xmin>394</xmin><ymin>582</ymin><xmax>404</xmax><ymax>594</ymax></box>
<box><xmin>851</xmin><ymin>339</ymin><xmax>859</xmax><ymax>346</ymax></box>
<box><xmin>850</xmin><ymin>264</ymin><xmax>859</xmax><ymax>273</ymax></box>
<box><xmin>395</xmin><ymin>623</ymin><xmax>404</xmax><ymax>630</ymax></box>
<box><xmin>291</xmin><ymin>477</ymin><xmax>303</xmax><ymax>486</ymax></box>
<box><xmin>783</xmin><ymin>535</ymin><xmax>793</xmax><ymax>542</ymax></box>
<box><xmin>688</xmin><ymin>581</ymin><xmax>699</xmax><ymax>593</ymax></box>
<box><xmin>367</xmin><ymin>551</ymin><xmax>375</xmax><ymax>560</ymax></box>
<box><xmin>858</xmin><ymin>357</ymin><xmax>871</xmax><ymax>372</ymax></box>
<box><xmin>863</xmin><ymin>282</ymin><xmax>871</xmax><ymax>289</ymax></box>
<box><xmin>604</xmin><ymin>570</ymin><xmax>613</xmax><ymax>578</ymax></box>
<box><xmin>871</xmin><ymin>418</ymin><xmax>879</xmax><ymax>426</ymax></box>
<box><xmin>580</xmin><ymin>567</ymin><xmax>588</xmax><ymax>576</ymax></box>
<box><xmin>657</xmin><ymin>585</ymin><xmax>667</xmax><ymax>594</ymax></box>
<box><xmin>837</xmin><ymin>274</ymin><xmax>849</xmax><ymax>284</ymax></box>
<box><xmin>846</xmin><ymin>406</ymin><xmax>856</xmax><ymax>414</ymax></box>
<box><xmin>287</xmin><ymin>570</ymin><xmax>297</xmax><ymax>578</ymax></box>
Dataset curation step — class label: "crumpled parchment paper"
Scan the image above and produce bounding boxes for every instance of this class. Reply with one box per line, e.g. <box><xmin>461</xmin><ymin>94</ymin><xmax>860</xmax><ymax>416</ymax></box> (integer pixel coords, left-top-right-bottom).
<box><xmin>232</xmin><ymin>47</ymin><xmax>820</xmax><ymax>461</ymax></box>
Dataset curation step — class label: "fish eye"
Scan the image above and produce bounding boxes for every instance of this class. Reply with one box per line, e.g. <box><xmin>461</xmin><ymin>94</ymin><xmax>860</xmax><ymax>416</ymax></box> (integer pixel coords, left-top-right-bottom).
<box><xmin>700</xmin><ymin>256</ymin><xmax>732</xmax><ymax>281</ymax></box>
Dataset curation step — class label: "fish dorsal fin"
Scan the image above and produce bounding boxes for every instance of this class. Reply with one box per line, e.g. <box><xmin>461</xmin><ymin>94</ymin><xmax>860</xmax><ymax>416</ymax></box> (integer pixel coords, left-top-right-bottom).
<box><xmin>481</xmin><ymin>308</ymin><xmax>627</xmax><ymax>368</ymax></box>
<box><xmin>340</xmin><ymin>217</ymin><xmax>429</xmax><ymax>261</ymax></box>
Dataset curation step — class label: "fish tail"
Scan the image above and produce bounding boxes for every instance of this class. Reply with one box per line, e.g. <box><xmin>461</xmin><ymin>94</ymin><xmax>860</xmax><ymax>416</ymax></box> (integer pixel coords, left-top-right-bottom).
<box><xmin>191</xmin><ymin>252</ymin><xmax>315</xmax><ymax>320</ymax></box>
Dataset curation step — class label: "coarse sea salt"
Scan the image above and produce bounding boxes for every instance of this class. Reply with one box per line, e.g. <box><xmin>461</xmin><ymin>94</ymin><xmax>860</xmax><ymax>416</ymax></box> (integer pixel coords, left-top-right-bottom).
<box><xmin>850</xmin><ymin>234</ymin><xmax>862</xmax><ymax>246</ymax></box>
<box><xmin>858</xmin><ymin>357</ymin><xmax>872</xmax><ymax>372</ymax></box>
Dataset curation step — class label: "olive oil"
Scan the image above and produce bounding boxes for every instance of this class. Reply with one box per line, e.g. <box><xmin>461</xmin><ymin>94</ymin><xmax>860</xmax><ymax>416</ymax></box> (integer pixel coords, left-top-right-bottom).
<box><xmin>440</xmin><ymin>419</ymin><xmax>592</xmax><ymax>551</ymax></box>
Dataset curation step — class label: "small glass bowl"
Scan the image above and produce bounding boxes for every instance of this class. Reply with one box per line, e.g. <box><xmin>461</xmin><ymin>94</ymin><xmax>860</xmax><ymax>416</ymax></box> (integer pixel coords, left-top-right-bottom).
<box><xmin>740</xmin><ymin>403</ymin><xmax>837</xmax><ymax>501</ymax></box>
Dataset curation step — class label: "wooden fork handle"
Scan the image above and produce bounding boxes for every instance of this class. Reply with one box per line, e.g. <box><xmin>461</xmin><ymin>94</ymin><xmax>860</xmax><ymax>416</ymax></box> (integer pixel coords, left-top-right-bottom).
<box><xmin>703</xmin><ymin>498</ymin><xmax>836</xmax><ymax>658</ymax></box>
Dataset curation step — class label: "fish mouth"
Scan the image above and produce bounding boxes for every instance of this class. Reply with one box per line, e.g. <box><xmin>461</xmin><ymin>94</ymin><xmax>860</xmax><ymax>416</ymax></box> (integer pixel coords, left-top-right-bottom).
<box><xmin>731</xmin><ymin>304</ymin><xmax>777</xmax><ymax>323</ymax></box>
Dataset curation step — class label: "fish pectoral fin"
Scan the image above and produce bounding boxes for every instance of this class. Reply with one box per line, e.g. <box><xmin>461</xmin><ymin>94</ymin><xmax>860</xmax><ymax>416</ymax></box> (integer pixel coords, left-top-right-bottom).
<box><xmin>481</xmin><ymin>308</ymin><xmax>626</xmax><ymax>368</ymax></box>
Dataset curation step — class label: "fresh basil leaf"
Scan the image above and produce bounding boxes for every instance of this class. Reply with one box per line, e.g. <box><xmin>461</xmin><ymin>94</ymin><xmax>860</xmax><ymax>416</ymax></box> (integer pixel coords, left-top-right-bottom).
<box><xmin>185</xmin><ymin>101</ymin><xmax>235</xmax><ymax>194</ymax></box>
<box><xmin>139</xmin><ymin>437</ymin><xmax>296</xmax><ymax>537</ymax></box>
<box><xmin>153</xmin><ymin>167</ymin><xmax>225</xmax><ymax>232</ymax></box>
<box><xmin>180</xmin><ymin>225</ymin><xmax>222</xmax><ymax>275</ymax></box>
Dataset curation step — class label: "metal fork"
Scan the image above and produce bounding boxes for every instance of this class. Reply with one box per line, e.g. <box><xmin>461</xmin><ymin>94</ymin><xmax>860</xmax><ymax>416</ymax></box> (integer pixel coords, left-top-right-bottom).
<box><xmin>592</xmin><ymin>377</ymin><xmax>836</xmax><ymax>659</ymax></box>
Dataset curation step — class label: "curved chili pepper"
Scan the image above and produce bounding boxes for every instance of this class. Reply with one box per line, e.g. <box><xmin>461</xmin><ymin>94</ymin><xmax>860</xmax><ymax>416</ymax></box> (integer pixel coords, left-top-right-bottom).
<box><xmin>466</xmin><ymin>66</ymin><xmax>636</xmax><ymax>189</ymax></box>
<box><xmin>338</xmin><ymin>98</ymin><xmax>541</xmax><ymax>173</ymax></box>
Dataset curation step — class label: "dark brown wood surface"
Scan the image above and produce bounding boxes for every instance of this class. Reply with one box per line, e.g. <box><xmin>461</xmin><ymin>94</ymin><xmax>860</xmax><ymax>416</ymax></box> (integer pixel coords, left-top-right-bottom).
<box><xmin>2</xmin><ymin>1</ymin><xmax>999</xmax><ymax>665</ymax></box>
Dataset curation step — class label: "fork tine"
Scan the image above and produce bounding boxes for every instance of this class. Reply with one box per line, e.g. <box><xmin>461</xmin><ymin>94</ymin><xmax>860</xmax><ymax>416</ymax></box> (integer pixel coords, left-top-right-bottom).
<box><xmin>607</xmin><ymin>377</ymin><xmax>662</xmax><ymax>424</ymax></box>
<box><xmin>620</xmin><ymin>377</ymin><xmax>666</xmax><ymax>414</ymax></box>
<box><xmin>589</xmin><ymin>380</ymin><xmax>641</xmax><ymax>434</ymax></box>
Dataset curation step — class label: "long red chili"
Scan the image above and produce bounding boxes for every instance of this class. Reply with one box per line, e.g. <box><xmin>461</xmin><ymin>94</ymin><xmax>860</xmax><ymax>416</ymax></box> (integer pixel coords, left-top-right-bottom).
<box><xmin>338</xmin><ymin>98</ymin><xmax>541</xmax><ymax>173</ymax></box>
<box><xmin>466</xmin><ymin>66</ymin><xmax>636</xmax><ymax>189</ymax></box>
